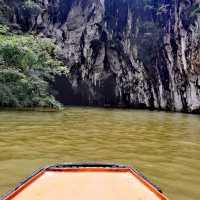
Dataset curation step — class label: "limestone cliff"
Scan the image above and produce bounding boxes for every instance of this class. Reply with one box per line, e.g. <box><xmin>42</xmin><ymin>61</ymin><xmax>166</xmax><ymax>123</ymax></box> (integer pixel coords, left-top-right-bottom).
<box><xmin>1</xmin><ymin>0</ymin><xmax>200</xmax><ymax>113</ymax></box>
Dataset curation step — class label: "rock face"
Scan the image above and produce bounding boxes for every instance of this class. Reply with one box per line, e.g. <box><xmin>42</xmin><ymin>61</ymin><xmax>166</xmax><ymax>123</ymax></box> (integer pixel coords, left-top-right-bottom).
<box><xmin>3</xmin><ymin>0</ymin><xmax>200</xmax><ymax>112</ymax></box>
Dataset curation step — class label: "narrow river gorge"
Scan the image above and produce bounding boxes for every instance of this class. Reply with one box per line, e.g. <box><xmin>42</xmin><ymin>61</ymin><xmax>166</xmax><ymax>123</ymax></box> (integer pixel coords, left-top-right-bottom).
<box><xmin>0</xmin><ymin>108</ymin><xmax>199</xmax><ymax>200</ymax></box>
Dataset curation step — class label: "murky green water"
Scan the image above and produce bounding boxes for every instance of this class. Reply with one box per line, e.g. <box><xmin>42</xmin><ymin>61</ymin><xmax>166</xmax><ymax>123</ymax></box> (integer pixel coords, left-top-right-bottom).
<box><xmin>0</xmin><ymin>107</ymin><xmax>199</xmax><ymax>200</ymax></box>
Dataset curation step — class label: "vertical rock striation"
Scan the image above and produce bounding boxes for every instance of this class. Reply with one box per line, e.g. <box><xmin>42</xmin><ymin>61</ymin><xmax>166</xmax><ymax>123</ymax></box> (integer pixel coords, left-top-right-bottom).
<box><xmin>2</xmin><ymin>0</ymin><xmax>200</xmax><ymax>113</ymax></box>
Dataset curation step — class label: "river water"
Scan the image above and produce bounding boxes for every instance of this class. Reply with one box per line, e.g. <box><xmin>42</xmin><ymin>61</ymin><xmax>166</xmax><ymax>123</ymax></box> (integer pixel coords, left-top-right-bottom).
<box><xmin>0</xmin><ymin>107</ymin><xmax>199</xmax><ymax>200</ymax></box>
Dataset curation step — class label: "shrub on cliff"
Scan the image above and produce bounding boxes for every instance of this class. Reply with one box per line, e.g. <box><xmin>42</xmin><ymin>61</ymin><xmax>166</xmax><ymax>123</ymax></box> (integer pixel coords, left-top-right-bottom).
<box><xmin>0</xmin><ymin>25</ymin><xmax>67</xmax><ymax>109</ymax></box>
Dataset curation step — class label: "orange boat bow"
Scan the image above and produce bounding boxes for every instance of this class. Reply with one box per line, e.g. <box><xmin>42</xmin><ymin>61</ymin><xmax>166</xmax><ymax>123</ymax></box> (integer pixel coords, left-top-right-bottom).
<box><xmin>1</xmin><ymin>163</ymin><xmax>169</xmax><ymax>200</ymax></box>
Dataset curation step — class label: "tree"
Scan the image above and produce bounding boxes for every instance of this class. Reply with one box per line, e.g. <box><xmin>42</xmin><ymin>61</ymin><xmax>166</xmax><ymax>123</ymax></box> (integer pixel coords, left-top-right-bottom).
<box><xmin>0</xmin><ymin>27</ymin><xmax>67</xmax><ymax>109</ymax></box>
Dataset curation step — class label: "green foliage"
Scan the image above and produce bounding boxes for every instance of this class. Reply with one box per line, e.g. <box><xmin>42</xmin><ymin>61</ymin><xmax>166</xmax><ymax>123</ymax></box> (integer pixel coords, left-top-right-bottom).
<box><xmin>0</xmin><ymin>24</ymin><xmax>9</xmax><ymax>34</ymax></box>
<box><xmin>0</xmin><ymin>2</ymin><xmax>9</xmax><ymax>24</ymax></box>
<box><xmin>21</xmin><ymin>0</ymin><xmax>41</xmax><ymax>16</ymax></box>
<box><xmin>0</xmin><ymin>31</ymin><xmax>67</xmax><ymax>109</ymax></box>
<box><xmin>0</xmin><ymin>43</ymin><xmax>37</xmax><ymax>72</ymax></box>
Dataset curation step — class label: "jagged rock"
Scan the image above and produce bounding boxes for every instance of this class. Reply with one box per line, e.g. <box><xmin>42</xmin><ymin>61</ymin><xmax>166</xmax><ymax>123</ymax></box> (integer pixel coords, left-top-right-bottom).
<box><xmin>1</xmin><ymin>0</ymin><xmax>200</xmax><ymax>113</ymax></box>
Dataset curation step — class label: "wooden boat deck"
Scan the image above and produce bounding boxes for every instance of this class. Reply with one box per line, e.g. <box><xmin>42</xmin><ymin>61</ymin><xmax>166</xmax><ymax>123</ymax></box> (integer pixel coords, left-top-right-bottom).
<box><xmin>4</xmin><ymin>167</ymin><xmax>168</xmax><ymax>200</ymax></box>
